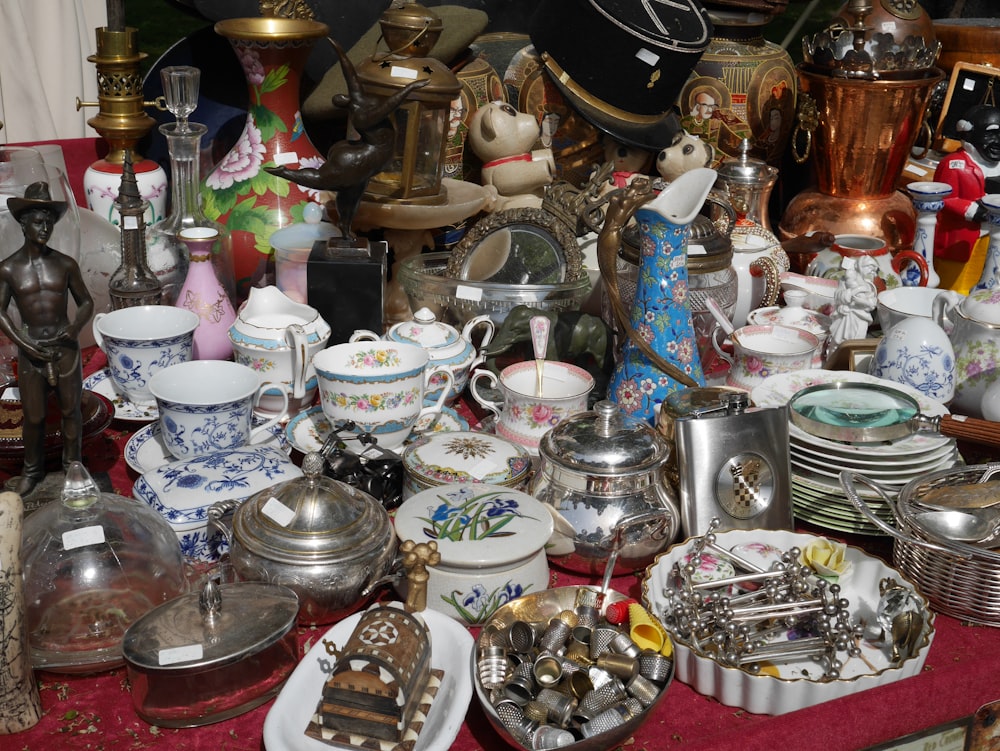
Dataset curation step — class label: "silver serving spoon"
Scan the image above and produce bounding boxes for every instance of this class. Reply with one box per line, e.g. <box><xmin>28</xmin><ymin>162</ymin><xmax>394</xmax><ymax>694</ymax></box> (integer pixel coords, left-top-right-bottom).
<box><xmin>911</xmin><ymin>507</ymin><xmax>1000</xmax><ymax>544</ymax></box>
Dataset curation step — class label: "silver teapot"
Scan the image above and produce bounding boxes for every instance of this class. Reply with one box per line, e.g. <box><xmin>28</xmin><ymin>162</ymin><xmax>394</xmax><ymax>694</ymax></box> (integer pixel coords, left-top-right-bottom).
<box><xmin>529</xmin><ymin>401</ymin><xmax>680</xmax><ymax>575</ymax></box>
<box><xmin>208</xmin><ymin>453</ymin><xmax>397</xmax><ymax>625</ymax></box>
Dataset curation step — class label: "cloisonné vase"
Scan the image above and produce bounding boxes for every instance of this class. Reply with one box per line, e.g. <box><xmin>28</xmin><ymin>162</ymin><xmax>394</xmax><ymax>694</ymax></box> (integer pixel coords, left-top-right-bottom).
<box><xmin>604</xmin><ymin>168</ymin><xmax>717</xmax><ymax>422</ymax></box>
<box><xmin>201</xmin><ymin>17</ymin><xmax>329</xmax><ymax>299</ymax></box>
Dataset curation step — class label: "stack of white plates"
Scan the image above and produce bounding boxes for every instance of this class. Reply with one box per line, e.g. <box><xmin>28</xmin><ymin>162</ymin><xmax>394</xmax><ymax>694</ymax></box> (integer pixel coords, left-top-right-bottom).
<box><xmin>751</xmin><ymin>370</ymin><xmax>960</xmax><ymax>535</ymax></box>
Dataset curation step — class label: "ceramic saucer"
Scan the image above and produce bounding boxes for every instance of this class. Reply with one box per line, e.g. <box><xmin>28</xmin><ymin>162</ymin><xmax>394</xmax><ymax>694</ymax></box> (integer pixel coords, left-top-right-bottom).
<box><xmin>124</xmin><ymin>418</ymin><xmax>289</xmax><ymax>474</ymax></box>
<box><xmin>285</xmin><ymin>405</ymin><xmax>469</xmax><ymax>455</ymax></box>
<box><xmin>83</xmin><ymin>368</ymin><xmax>158</xmax><ymax>422</ymax></box>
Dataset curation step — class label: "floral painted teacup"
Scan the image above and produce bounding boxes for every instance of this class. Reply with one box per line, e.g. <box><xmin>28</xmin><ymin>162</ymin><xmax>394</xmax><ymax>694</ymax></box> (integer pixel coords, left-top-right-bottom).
<box><xmin>712</xmin><ymin>324</ymin><xmax>820</xmax><ymax>392</ymax></box>
<box><xmin>149</xmin><ymin>360</ymin><xmax>288</xmax><ymax>460</ymax></box>
<box><xmin>312</xmin><ymin>341</ymin><xmax>454</xmax><ymax>450</ymax></box>
<box><xmin>93</xmin><ymin>306</ymin><xmax>199</xmax><ymax>405</ymax></box>
<box><xmin>470</xmin><ymin>361</ymin><xmax>594</xmax><ymax>453</ymax></box>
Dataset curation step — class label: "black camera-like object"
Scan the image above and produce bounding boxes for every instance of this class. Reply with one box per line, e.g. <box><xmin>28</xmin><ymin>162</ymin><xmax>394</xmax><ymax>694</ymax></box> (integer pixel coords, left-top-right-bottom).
<box><xmin>318</xmin><ymin>420</ymin><xmax>404</xmax><ymax>511</ymax></box>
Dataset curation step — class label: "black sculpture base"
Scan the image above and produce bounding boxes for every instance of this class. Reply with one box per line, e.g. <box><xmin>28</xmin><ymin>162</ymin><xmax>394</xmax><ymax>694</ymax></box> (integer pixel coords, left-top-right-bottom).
<box><xmin>307</xmin><ymin>238</ymin><xmax>388</xmax><ymax>344</ymax></box>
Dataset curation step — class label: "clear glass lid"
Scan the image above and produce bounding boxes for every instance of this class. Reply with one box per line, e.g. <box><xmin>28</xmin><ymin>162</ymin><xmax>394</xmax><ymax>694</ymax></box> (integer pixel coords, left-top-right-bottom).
<box><xmin>21</xmin><ymin>462</ymin><xmax>188</xmax><ymax>673</ymax></box>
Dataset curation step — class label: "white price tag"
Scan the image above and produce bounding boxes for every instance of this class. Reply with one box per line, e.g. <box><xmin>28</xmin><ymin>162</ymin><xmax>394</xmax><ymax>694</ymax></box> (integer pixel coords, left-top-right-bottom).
<box><xmin>391</xmin><ymin>65</ymin><xmax>419</xmax><ymax>80</ymax></box>
<box><xmin>2</xmin><ymin>387</ymin><xmax>19</xmax><ymax>402</ymax></box>
<box><xmin>908</xmin><ymin>164</ymin><xmax>928</xmax><ymax>176</ymax></box>
<box><xmin>123</xmin><ymin>215</ymin><xmax>139</xmax><ymax>230</ymax></box>
<box><xmin>63</xmin><ymin>525</ymin><xmax>105</xmax><ymax>550</ymax></box>
<box><xmin>964</xmin><ymin>76</ymin><xmax>977</xmax><ymax>92</ymax></box>
<box><xmin>273</xmin><ymin>151</ymin><xmax>299</xmax><ymax>166</ymax></box>
<box><xmin>158</xmin><ymin>644</ymin><xmax>204</xmax><ymax>666</ymax></box>
<box><xmin>456</xmin><ymin>284</ymin><xmax>483</xmax><ymax>302</ymax></box>
<box><xmin>469</xmin><ymin>459</ymin><xmax>494</xmax><ymax>480</ymax></box>
<box><xmin>262</xmin><ymin>496</ymin><xmax>295</xmax><ymax>527</ymax></box>
<box><xmin>634</xmin><ymin>48</ymin><xmax>660</xmax><ymax>67</ymax></box>
<box><xmin>688</xmin><ymin>244</ymin><xmax>707</xmax><ymax>256</ymax></box>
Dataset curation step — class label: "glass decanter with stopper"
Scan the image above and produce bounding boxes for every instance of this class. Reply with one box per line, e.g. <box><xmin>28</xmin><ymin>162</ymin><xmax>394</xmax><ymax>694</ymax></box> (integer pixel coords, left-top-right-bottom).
<box><xmin>147</xmin><ymin>65</ymin><xmax>235</xmax><ymax>305</ymax></box>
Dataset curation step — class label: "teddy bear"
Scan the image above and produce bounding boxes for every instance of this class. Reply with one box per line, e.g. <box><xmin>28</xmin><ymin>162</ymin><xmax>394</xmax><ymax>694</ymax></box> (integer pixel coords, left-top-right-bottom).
<box><xmin>655</xmin><ymin>130</ymin><xmax>714</xmax><ymax>183</ymax></box>
<box><xmin>467</xmin><ymin>100</ymin><xmax>556</xmax><ymax>211</ymax></box>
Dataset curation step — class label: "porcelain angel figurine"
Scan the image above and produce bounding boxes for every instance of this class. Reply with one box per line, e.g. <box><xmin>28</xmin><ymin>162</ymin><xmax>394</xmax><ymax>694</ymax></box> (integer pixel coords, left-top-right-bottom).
<box><xmin>828</xmin><ymin>255</ymin><xmax>879</xmax><ymax>351</ymax></box>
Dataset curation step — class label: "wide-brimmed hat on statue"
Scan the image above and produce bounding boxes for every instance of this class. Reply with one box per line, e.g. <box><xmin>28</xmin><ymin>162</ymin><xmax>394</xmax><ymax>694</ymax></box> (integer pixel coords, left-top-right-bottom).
<box><xmin>8</xmin><ymin>181</ymin><xmax>69</xmax><ymax>222</ymax></box>
<box><xmin>530</xmin><ymin>0</ymin><xmax>713</xmax><ymax>151</ymax></box>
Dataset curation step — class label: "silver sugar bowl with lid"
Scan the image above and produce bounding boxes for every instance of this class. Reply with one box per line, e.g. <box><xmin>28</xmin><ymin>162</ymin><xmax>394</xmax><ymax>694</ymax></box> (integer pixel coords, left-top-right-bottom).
<box><xmin>529</xmin><ymin>401</ymin><xmax>680</xmax><ymax>576</ymax></box>
<box><xmin>208</xmin><ymin>452</ymin><xmax>397</xmax><ymax>625</ymax></box>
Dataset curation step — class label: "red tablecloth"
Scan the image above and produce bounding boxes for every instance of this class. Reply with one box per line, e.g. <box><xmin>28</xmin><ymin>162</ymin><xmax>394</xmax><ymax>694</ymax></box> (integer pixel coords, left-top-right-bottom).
<box><xmin>6</xmin><ymin>346</ymin><xmax>1000</xmax><ymax>751</ymax></box>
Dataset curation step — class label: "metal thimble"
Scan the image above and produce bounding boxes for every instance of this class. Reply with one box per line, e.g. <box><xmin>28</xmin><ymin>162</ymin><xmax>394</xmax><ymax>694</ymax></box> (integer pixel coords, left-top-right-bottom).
<box><xmin>609</xmin><ymin>631</ymin><xmax>642</xmax><ymax>658</ymax></box>
<box><xmin>564</xmin><ymin>626</ymin><xmax>593</xmax><ymax>664</ymax></box>
<box><xmin>587</xmin><ymin>665</ymin><xmax>616</xmax><ymax>691</ymax></box>
<box><xmin>533</xmin><ymin>654</ymin><xmax>564</xmax><ymax>689</ymax></box>
<box><xmin>503</xmin><ymin>672</ymin><xmax>536</xmax><ymax>706</ymax></box>
<box><xmin>532</xmin><ymin>724</ymin><xmax>576</xmax><ymax>750</ymax></box>
<box><xmin>626</xmin><ymin>672</ymin><xmax>661</xmax><ymax>707</ymax></box>
<box><xmin>580</xmin><ymin>705</ymin><xmax>628</xmax><ymax>739</ymax></box>
<box><xmin>477</xmin><ymin>645</ymin><xmax>509</xmax><ymax>690</ymax></box>
<box><xmin>524</xmin><ymin>700</ymin><xmax>550</xmax><ymax>725</ymax></box>
<box><xmin>577</xmin><ymin>678</ymin><xmax>628</xmax><ymax>719</ymax></box>
<box><xmin>596</xmin><ymin>652</ymin><xmax>639</xmax><ymax>682</ymax></box>
<box><xmin>508</xmin><ymin>620</ymin><xmax>545</xmax><ymax>653</ymax></box>
<box><xmin>494</xmin><ymin>697</ymin><xmax>526</xmax><ymax>730</ymax></box>
<box><xmin>539</xmin><ymin>618</ymin><xmax>573</xmax><ymax>654</ymax></box>
<box><xmin>535</xmin><ymin>687</ymin><xmax>578</xmax><ymax>728</ymax></box>
<box><xmin>574</xmin><ymin>588</ymin><xmax>601</xmax><ymax>629</ymax></box>
<box><xmin>566</xmin><ymin>668</ymin><xmax>595</xmax><ymax>700</ymax></box>
<box><xmin>481</xmin><ymin>623</ymin><xmax>510</xmax><ymax>649</ymax></box>
<box><xmin>557</xmin><ymin>609</ymin><xmax>580</xmax><ymax>629</ymax></box>
<box><xmin>590</xmin><ymin>626</ymin><xmax>620</xmax><ymax>659</ymax></box>
<box><xmin>638</xmin><ymin>650</ymin><xmax>674</xmax><ymax>683</ymax></box>
<box><xmin>622</xmin><ymin>697</ymin><xmax>644</xmax><ymax>720</ymax></box>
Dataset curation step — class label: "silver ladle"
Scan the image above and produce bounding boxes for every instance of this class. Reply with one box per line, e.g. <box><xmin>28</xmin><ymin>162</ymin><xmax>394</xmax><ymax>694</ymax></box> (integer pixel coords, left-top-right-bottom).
<box><xmin>909</xmin><ymin>507</ymin><xmax>1000</xmax><ymax>545</ymax></box>
<box><xmin>909</xmin><ymin>463</ymin><xmax>1000</xmax><ymax>545</ymax></box>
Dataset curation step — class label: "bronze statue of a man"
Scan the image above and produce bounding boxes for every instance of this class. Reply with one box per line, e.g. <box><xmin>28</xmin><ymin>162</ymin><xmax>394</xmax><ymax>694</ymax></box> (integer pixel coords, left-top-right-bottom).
<box><xmin>0</xmin><ymin>182</ymin><xmax>94</xmax><ymax>496</ymax></box>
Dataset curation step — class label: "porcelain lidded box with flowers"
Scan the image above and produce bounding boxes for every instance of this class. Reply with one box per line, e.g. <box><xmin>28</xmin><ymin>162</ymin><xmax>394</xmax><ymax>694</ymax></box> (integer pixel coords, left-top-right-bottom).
<box><xmin>393</xmin><ymin>483</ymin><xmax>552</xmax><ymax>625</ymax></box>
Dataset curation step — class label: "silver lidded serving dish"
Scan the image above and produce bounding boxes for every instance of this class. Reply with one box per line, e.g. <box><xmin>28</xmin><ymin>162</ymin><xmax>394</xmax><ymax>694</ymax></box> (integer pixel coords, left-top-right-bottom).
<box><xmin>208</xmin><ymin>452</ymin><xmax>397</xmax><ymax>625</ymax></box>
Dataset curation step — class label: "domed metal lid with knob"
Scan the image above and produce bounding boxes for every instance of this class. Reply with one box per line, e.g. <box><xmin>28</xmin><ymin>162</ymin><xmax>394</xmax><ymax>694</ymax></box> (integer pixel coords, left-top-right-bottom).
<box><xmin>208</xmin><ymin>452</ymin><xmax>398</xmax><ymax>626</ymax></box>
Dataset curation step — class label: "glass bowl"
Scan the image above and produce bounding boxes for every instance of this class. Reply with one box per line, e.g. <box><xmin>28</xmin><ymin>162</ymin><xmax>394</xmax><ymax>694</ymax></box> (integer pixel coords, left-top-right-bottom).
<box><xmin>398</xmin><ymin>252</ymin><xmax>591</xmax><ymax>327</ymax></box>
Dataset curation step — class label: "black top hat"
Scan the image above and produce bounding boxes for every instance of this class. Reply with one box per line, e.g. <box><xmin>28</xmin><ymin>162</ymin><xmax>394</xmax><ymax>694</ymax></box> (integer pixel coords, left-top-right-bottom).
<box><xmin>8</xmin><ymin>181</ymin><xmax>69</xmax><ymax>223</ymax></box>
<box><xmin>530</xmin><ymin>0</ymin><xmax>712</xmax><ymax>151</ymax></box>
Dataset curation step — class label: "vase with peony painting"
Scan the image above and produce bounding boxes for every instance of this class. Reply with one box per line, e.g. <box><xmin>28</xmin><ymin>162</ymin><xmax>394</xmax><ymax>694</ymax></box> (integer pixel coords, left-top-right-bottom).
<box><xmin>201</xmin><ymin>17</ymin><xmax>329</xmax><ymax>300</ymax></box>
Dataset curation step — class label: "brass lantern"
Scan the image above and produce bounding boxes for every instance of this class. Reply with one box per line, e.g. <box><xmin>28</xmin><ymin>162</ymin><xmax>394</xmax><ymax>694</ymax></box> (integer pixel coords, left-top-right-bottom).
<box><xmin>356</xmin><ymin>2</ymin><xmax>461</xmax><ymax>205</ymax></box>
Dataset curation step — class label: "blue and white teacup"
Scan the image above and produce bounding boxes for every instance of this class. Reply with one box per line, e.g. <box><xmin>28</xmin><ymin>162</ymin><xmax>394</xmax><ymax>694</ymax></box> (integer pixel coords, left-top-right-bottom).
<box><xmin>313</xmin><ymin>341</ymin><xmax>454</xmax><ymax>450</ymax></box>
<box><xmin>92</xmin><ymin>306</ymin><xmax>199</xmax><ymax>405</ymax></box>
<box><xmin>149</xmin><ymin>360</ymin><xmax>287</xmax><ymax>460</ymax></box>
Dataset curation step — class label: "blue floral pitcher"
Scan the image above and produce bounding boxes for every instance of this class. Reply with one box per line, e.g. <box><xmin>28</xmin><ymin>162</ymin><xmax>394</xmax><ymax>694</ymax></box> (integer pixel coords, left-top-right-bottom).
<box><xmin>599</xmin><ymin>167</ymin><xmax>718</xmax><ymax>422</ymax></box>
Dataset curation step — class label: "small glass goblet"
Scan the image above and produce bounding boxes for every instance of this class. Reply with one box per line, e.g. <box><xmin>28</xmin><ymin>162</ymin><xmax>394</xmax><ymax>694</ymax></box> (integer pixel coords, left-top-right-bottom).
<box><xmin>160</xmin><ymin>65</ymin><xmax>201</xmax><ymax>133</ymax></box>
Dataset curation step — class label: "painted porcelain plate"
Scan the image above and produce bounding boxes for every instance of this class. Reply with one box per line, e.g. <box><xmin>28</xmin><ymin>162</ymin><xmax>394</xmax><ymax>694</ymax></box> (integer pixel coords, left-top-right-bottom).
<box><xmin>125</xmin><ymin>418</ymin><xmax>288</xmax><ymax>474</ymax></box>
<box><xmin>132</xmin><ymin>444</ymin><xmax>303</xmax><ymax>526</ymax></box>
<box><xmin>286</xmin><ymin>405</ymin><xmax>469</xmax><ymax>455</ymax></box>
<box><xmin>83</xmin><ymin>367</ymin><xmax>159</xmax><ymax>422</ymax></box>
<box><xmin>643</xmin><ymin>529</ymin><xmax>935</xmax><ymax>715</ymax></box>
<box><xmin>263</xmin><ymin>606</ymin><xmax>473</xmax><ymax>751</ymax></box>
<box><xmin>751</xmin><ymin>370</ymin><xmax>952</xmax><ymax>458</ymax></box>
